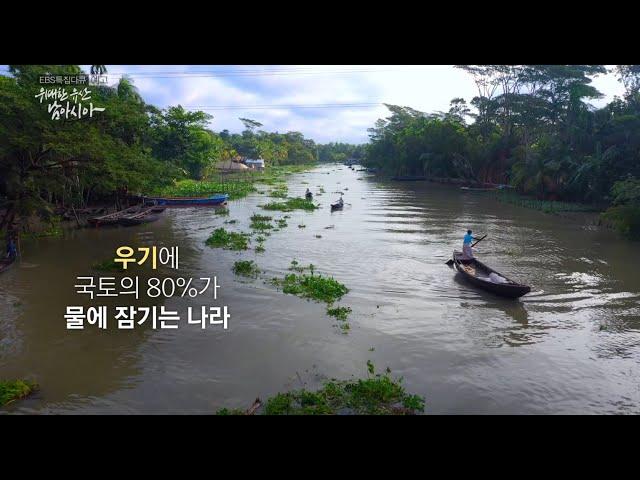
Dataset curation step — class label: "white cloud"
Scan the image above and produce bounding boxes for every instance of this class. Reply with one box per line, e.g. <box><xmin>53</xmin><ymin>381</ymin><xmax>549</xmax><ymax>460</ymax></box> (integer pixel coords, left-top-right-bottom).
<box><xmin>90</xmin><ymin>65</ymin><xmax>627</xmax><ymax>143</ymax></box>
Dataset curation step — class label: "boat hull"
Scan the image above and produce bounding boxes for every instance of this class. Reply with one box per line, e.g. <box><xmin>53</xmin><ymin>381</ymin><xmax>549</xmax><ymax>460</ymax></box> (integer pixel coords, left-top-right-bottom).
<box><xmin>119</xmin><ymin>214</ymin><xmax>161</xmax><ymax>226</ymax></box>
<box><xmin>452</xmin><ymin>251</ymin><xmax>530</xmax><ymax>299</ymax></box>
<box><xmin>147</xmin><ymin>194</ymin><xmax>229</xmax><ymax>206</ymax></box>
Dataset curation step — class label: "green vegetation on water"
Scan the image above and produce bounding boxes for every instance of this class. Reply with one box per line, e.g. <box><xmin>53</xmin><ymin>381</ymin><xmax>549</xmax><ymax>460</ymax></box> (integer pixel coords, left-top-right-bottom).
<box><xmin>205</xmin><ymin>228</ymin><xmax>250</xmax><ymax>251</ymax></box>
<box><xmin>216</xmin><ymin>408</ymin><xmax>246</xmax><ymax>415</ymax></box>
<box><xmin>276</xmin><ymin>218</ymin><xmax>288</xmax><ymax>228</ymax></box>
<box><xmin>224</xmin><ymin>219</ymin><xmax>237</xmax><ymax>224</ymax></box>
<box><xmin>272</xmin><ymin>271</ymin><xmax>348</xmax><ymax>304</ymax></box>
<box><xmin>255</xmin><ymin>244</ymin><xmax>265</xmax><ymax>253</ymax></box>
<box><xmin>269</xmin><ymin>185</ymin><xmax>288</xmax><ymax>198</ymax></box>
<box><xmin>1</xmin><ymin>380</ymin><xmax>36</xmax><ymax>407</ymax></box>
<box><xmin>214</xmin><ymin>208</ymin><xmax>230</xmax><ymax>216</ymax></box>
<box><xmin>232</xmin><ymin>260</ymin><xmax>261</xmax><ymax>278</ymax></box>
<box><xmin>261</xmin><ymin>197</ymin><xmax>318</xmax><ymax>212</ymax></box>
<box><xmin>327</xmin><ymin>306</ymin><xmax>352</xmax><ymax>321</ymax></box>
<box><xmin>250</xmin><ymin>214</ymin><xmax>273</xmax><ymax>231</ymax></box>
<box><xmin>216</xmin><ymin>363</ymin><xmax>424</xmax><ymax>415</ymax></box>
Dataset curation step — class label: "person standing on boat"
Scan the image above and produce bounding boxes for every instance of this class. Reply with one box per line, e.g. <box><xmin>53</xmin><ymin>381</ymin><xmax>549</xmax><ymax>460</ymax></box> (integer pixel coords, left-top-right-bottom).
<box><xmin>6</xmin><ymin>235</ymin><xmax>17</xmax><ymax>259</ymax></box>
<box><xmin>462</xmin><ymin>229</ymin><xmax>475</xmax><ymax>259</ymax></box>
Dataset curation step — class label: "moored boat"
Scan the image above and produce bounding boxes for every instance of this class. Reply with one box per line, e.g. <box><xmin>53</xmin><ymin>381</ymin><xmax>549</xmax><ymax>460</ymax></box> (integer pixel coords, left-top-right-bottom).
<box><xmin>145</xmin><ymin>194</ymin><xmax>229</xmax><ymax>207</ymax></box>
<box><xmin>452</xmin><ymin>251</ymin><xmax>531</xmax><ymax>298</ymax></box>
<box><xmin>331</xmin><ymin>200</ymin><xmax>344</xmax><ymax>211</ymax></box>
<box><xmin>119</xmin><ymin>206</ymin><xmax>162</xmax><ymax>226</ymax></box>
<box><xmin>88</xmin><ymin>205</ymin><xmax>141</xmax><ymax>227</ymax></box>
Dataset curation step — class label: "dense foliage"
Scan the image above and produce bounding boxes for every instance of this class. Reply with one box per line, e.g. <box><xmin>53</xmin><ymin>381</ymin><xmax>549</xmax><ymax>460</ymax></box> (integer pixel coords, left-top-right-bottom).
<box><xmin>363</xmin><ymin>66</ymin><xmax>640</xmax><ymax>206</ymax></box>
<box><xmin>317</xmin><ymin>142</ymin><xmax>365</xmax><ymax>163</ymax></box>
<box><xmin>0</xmin><ymin>65</ymin><xmax>322</xmax><ymax>233</ymax></box>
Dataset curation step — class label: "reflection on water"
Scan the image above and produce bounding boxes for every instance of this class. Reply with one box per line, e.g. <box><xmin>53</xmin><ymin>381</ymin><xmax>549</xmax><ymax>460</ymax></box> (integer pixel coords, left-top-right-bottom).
<box><xmin>1</xmin><ymin>164</ymin><xmax>640</xmax><ymax>414</ymax></box>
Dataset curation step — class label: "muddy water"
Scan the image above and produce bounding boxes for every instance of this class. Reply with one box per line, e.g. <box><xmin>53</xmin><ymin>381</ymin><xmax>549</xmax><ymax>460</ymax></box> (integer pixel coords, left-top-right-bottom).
<box><xmin>1</xmin><ymin>164</ymin><xmax>639</xmax><ymax>414</ymax></box>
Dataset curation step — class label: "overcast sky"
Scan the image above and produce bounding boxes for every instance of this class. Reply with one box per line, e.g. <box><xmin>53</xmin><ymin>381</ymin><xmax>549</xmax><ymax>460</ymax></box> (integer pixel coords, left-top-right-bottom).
<box><xmin>8</xmin><ymin>65</ymin><xmax>628</xmax><ymax>144</ymax></box>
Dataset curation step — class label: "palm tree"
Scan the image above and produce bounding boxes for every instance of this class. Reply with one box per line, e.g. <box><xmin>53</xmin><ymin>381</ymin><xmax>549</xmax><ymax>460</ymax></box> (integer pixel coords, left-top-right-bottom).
<box><xmin>116</xmin><ymin>76</ymin><xmax>142</xmax><ymax>103</ymax></box>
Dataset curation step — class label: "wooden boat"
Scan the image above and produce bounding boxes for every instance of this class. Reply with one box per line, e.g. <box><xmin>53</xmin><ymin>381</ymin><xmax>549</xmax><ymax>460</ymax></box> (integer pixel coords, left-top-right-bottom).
<box><xmin>119</xmin><ymin>207</ymin><xmax>162</xmax><ymax>226</ymax></box>
<box><xmin>452</xmin><ymin>251</ymin><xmax>531</xmax><ymax>299</ymax></box>
<box><xmin>392</xmin><ymin>175</ymin><xmax>426</xmax><ymax>181</ymax></box>
<box><xmin>330</xmin><ymin>201</ymin><xmax>344</xmax><ymax>211</ymax></box>
<box><xmin>88</xmin><ymin>205</ymin><xmax>141</xmax><ymax>227</ymax></box>
<box><xmin>145</xmin><ymin>194</ymin><xmax>229</xmax><ymax>207</ymax></box>
<box><xmin>0</xmin><ymin>255</ymin><xmax>16</xmax><ymax>274</ymax></box>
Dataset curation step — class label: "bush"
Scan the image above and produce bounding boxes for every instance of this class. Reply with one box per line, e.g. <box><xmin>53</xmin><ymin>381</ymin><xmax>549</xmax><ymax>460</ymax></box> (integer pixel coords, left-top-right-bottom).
<box><xmin>601</xmin><ymin>205</ymin><xmax>640</xmax><ymax>239</ymax></box>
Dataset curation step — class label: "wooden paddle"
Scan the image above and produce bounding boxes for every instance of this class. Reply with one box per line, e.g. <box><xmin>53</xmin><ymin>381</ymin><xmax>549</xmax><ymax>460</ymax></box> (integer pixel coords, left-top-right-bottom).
<box><xmin>472</xmin><ymin>234</ymin><xmax>487</xmax><ymax>247</ymax></box>
<box><xmin>445</xmin><ymin>234</ymin><xmax>487</xmax><ymax>266</ymax></box>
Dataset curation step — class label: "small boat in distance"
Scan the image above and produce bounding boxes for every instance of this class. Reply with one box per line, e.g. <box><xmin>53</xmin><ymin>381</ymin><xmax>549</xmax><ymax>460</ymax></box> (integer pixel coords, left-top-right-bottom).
<box><xmin>305</xmin><ymin>192</ymin><xmax>313</xmax><ymax>201</ymax></box>
<box><xmin>331</xmin><ymin>199</ymin><xmax>344</xmax><ymax>211</ymax></box>
<box><xmin>452</xmin><ymin>251</ymin><xmax>531</xmax><ymax>299</ymax></box>
<box><xmin>146</xmin><ymin>194</ymin><xmax>229</xmax><ymax>207</ymax></box>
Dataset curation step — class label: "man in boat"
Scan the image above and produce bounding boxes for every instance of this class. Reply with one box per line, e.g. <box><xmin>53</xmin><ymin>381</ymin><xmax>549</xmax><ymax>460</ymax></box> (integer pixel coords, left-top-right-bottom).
<box><xmin>462</xmin><ymin>229</ymin><xmax>475</xmax><ymax>259</ymax></box>
<box><xmin>305</xmin><ymin>188</ymin><xmax>312</xmax><ymax>198</ymax></box>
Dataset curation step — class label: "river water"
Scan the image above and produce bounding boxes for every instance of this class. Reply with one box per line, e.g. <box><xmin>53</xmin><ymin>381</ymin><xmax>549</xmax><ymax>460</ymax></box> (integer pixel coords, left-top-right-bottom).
<box><xmin>2</xmin><ymin>164</ymin><xmax>640</xmax><ymax>414</ymax></box>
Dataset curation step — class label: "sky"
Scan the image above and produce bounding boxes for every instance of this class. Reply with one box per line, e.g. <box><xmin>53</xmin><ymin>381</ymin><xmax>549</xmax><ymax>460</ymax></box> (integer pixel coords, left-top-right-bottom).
<box><xmin>5</xmin><ymin>65</ymin><xmax>628</xmax><ymax>144</ymax></box>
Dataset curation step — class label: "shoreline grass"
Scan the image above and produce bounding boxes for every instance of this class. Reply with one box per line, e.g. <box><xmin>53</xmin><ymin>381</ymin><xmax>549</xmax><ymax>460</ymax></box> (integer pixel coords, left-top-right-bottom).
<box><xmin>493</xmin><ymin>190</ymin><xmax>599</xmax><ymax>214</ymax></box>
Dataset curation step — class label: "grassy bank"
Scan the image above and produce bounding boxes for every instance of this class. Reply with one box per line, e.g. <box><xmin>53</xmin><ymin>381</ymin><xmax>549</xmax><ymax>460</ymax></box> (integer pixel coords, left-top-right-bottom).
<box><xmin>492</xmin><ymin>190</ymin><xmax>599</xmax><ymax>214</ymax></box>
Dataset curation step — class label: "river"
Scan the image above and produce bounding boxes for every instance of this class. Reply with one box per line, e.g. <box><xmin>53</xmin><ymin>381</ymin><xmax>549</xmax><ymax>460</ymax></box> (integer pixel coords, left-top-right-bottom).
<box><xmin>2</xmin><ymin>163</ymin><xmax>639</xmax><ymax>414</ymax></box>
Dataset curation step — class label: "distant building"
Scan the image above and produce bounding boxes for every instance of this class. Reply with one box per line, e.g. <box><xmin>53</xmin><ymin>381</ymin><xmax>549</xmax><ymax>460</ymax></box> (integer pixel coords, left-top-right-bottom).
<box><xmin>216</xmin><ymin>159</ymin><xmax>250</xmax><ymax>172</ymax></box>
<box><xmin>245</xmin><ymin>158</ymin><xmax>265</xmax><ymax>171</ymax></box>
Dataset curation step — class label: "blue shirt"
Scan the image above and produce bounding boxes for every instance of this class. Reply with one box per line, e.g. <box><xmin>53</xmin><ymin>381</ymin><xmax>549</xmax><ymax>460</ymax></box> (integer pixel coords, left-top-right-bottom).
<box><xmin>463</xmin><ymin>233</ymin><xmax>474</xmax><ymax>245</ymax></box>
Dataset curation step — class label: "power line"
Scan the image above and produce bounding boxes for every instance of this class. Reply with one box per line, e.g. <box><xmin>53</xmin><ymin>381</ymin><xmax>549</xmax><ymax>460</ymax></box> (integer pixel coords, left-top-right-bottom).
<box><xmin>182</xmin><ymin>103</ymin><xmax>384</xmax><ymax>110</ymax></box>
